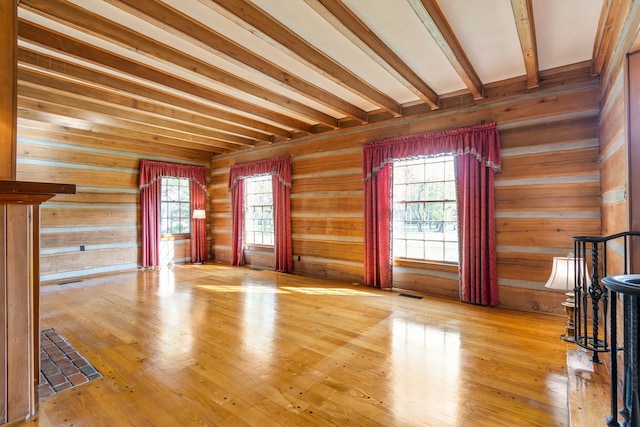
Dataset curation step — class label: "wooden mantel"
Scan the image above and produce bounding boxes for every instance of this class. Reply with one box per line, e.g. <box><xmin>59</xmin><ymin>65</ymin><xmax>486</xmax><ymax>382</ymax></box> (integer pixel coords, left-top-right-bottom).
<box><xmin>0</xmin><ymin>180</ymin><xmax>75</xmax><ymax>425</ymax></box>
<box><xmin>0</xmin><ymin>180</ymin><xmax>76</xmax><ymax>202</ymax></box>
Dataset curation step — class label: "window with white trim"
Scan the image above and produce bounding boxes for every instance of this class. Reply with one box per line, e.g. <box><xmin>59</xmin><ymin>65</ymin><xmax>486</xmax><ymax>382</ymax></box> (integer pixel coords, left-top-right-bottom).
<box><xmin>244</xmin><ymin>175</ymin><xmax>274</xmax><ymax>246</ymax></box>
<box><xmin>393</xmin><ymin>156</ymin><xmax>459</xmax><ymax>263</ymax></box>
<box><xmin>160</xmin><ymin>177</ymin><xmax>191</xmax><ymax>235</ymax></box>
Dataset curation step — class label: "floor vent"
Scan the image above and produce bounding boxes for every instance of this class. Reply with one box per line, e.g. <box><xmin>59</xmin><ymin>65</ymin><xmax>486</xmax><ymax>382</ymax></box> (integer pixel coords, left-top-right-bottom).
<box><xmin>249</xmin><ymin>267</ymin><xmax>263</xmax><ymax>271</ymax></box>
<box><xmin>58</xmin><ymin>280</ymin><xmax>82</xmax><ymax>285</ymax></box>
<box><xmin>399</xmin><ymin>293</ymin><xmax>423</xmax><ymax>299</ymax></box>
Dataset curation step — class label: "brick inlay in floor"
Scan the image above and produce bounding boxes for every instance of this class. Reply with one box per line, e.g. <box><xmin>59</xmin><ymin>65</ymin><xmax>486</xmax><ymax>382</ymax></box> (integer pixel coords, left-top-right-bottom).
<box><xmin>39</xmin><ymin>328</ymin><xmax>101</xmax><ymax>398</ymax></box>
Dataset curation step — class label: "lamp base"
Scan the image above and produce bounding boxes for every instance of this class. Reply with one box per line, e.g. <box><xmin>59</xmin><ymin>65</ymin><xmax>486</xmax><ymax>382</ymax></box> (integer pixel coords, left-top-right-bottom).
<box><xmin>561</xmin><ymin>296</ymin><xmax>575</xmax><ymax>342</ymax></box>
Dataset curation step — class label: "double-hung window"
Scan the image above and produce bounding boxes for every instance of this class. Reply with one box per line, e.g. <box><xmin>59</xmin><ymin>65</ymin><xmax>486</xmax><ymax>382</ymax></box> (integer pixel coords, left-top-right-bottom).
<box><xmin>244</xmin><ymin>175</ymin><xmax>274</xmax><ymax>246</ymax></box>
<box><xmin>160</xmin><ymin>177</ymin><xmax>191</xmax><ymax>236</ymax></box>
<box><xmin>393</xmin><ymin>156</ymin><xmax>458</xmax><ymax>263</ymax></box>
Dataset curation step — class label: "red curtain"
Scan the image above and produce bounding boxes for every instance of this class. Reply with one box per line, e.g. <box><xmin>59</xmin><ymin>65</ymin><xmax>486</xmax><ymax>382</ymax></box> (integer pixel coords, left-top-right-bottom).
<box><xmin>230</xmin><ymin>179</ymin><xmax>244</xmax><ymax>266</ymax></box>
<box><xmin>139</xmin><ymin>160</ymin><xmax>208</xmax><ymax>268</ymax></box>
<box><xmin>228</xmin><ymin>156</ymin><xmax>292</xmax><ymax>272</ymax></box>
<box><xmin>364</xmin><ymin>163</ymin><xmax>392</xmax><ymax>288</ymax></box>
<box><xmin>190</xmin><ymin>167</ymin><xmax>208</xmax><ymax>264</ymax></box>
<box><xmin>457</xmin><ymin>153</ymin><xmax>499</xmax><ymax>305</ymax></box>
<box><xmin>362</xmin><ymin>123</ymin><xmax>501</xmax><ymax>305</ymax></box>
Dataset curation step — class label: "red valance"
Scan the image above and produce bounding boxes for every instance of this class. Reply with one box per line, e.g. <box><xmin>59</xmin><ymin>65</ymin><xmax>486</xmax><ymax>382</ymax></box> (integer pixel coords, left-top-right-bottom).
<box><xmin>227</xmin><ymin>156</ymin><xmax>293</xmax><ymax>273</ymax></box>
<box><xmin>139</xmin><ymin>160</ymin><xmax>207</xmax><ymax>268</ymax></box>
<box><xmin>363</xmin><ymin>122</ymin><xmax>501</xmax><ymax>182</ymax></box>
<box><xmin>362</xmin><ymin>122</ymin><xmax>501</xmax><ymax>305</ymax></box>
<box><xmin>140</xmin><ymin>159</ymin><xmax>207</xmax><ymax>192</ymax></box>
<box><xmin>228</xmin><ymin>156</ymin><xmax>291</xmax><ymax>191</ymax></box>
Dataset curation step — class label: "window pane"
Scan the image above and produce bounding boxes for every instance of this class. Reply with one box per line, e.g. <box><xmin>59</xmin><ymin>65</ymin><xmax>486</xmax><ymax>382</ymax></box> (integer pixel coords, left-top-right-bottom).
<box><xmin>426</xmin><ymin>182</ymin><xmax>444</xmax><ymax>200</ymax></box>
<box><xmin>394</xmin><ymin>166</ymin><xmax>408</xmax><ymax>184</ymax></box>
<box><xmin>444</xmin><ymin>241</ymin><xmax>459</xmax><ymax>263</ymax></box>
<box><xmin>393</xmin><ymin>156</ymin><xmax>458</xmax><ymax>263</ymax></box>
<box><xmin>444</xmin><ymin>160</ymin><xmax>455</xmax><ymax>180</ymax></box>
<box><xmin>425</xmin><ymin>162</ymin><xmax>444</xmax><ymax>182</ymax></box>
<box><xmin>426</xmin><ymin>240</ymin><xmax>444</xmax><ymax>261</ymax></box>
<box><xmin>444</xmin><ymin>181</ymin><xmax>456</xmax><ymax>200</ymax></box>
<box><xmin>244</xmin><ymin>175</ymin><xmax>274</xmax><ymax>246</ymax></box>
<box><xmin>444</xmin><ymin>202</ymin><xmax>457</xmax><ymax>221</ymax></box>
<box><xmin>161</xmin><ymin>177</ymin><xmax>191</xmax><ymax>235</ymax></box>
<box><xmin>393</xmin><ymin>239</ymin><xmax>406</xmax><ymax>258</ymax></box>
<box><xmin>407</xmin><ymin>163</ymin><xmax>425</xmax><ymax>182</ymax></box>
<box><xmin>406</xmin><ymin>239</ymin><xmax>424</xmax><ymax>259</ymax></box>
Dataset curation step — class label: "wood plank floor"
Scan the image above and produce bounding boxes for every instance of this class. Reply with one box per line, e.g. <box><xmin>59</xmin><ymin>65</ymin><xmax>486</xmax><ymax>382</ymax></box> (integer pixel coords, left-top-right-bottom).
<box><xmin>20</xmin><ymin>264</ymin><xmax>571</xmax><ymax>426</ymax></box>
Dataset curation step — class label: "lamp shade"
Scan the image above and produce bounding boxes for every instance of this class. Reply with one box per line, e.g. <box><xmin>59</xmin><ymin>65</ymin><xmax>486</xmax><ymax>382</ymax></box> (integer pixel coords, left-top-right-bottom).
<box><xmin>545</xmin><ymin>256</ymin><xmax>591</xmax><ymax>291</ymax></box>
<box><xmin>192</xmin><ymin>209</ymin><xmax>206</xmax><ymax>219</ymax></box>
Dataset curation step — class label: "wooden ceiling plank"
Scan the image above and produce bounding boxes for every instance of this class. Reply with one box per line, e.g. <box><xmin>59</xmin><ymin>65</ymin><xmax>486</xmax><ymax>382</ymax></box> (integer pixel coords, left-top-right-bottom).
<box><xmin>18</xmin><ymin>117</ymin><xmax>214</xmax><ymax>159</ymax></box>
<box><xmin>105</xmin><ymin>0</ymin><xmax>368</xmax><ymax>124</ymax></box>
<box><xmin>18</xmin><ymin>81</ymin><xmax>256</xmax><ymax>147</ymax></box>
<box><xmin>17</xmin><ymin>108</ymin><xmax>228</xmax><ymax>154</ymax></box>
<box><xmin>19</xmin><ymin>0</ymin><xmax>340</xmax><ymax>129</ymax></box>
<box><xmin>17</xmin><ymin>95</ymin><xmax>241</xmax><ymax>151</ymax></box>
<box><xmin>17</xmin><ymin>19</ymin><xmax>315</xmax><ymax>133</ymax></box>
<box><xmin>18</xmin><ymin>67</ymin><xmax>264</xmax><ymax>143</ymax></box>
<box><xmin>18</xmin><ymin>48</ymin><xmax>289</xmax><ymax>140</ymax></box>
<box><xmin>202</xmin><ymin>0</ymin><xmax>403</xmax><ymax>117</ymax></box>
<box><xmin>509</xmin><ymin>0</ymin><xmax>540</xmax><ymax>89</ymax></box>
<box><xmin>304</xmin><ymin>0</ymin><xmax>439</xmax><ymax>109</ymax></box>
<box><xmin>408</xmin><ymin>0</ymin><xmax>483</xmax><ymax>100</ymax></box>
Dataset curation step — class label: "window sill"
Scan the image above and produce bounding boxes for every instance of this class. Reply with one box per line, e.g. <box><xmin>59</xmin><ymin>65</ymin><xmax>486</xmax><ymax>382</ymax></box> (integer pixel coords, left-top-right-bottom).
<box><xmin>245</xmin><ymin>244</ymin><xmax>274</xmax><ymax>252</ymax></box>
<box><xmin>161</xmin><ymin>233</ymin><xmax>190</xmax><ymax>241</ymax></box>
<box><xmin>394</xmin><ymin>258</ymin><xmax>458</xmax><ymax>273</ymax></box>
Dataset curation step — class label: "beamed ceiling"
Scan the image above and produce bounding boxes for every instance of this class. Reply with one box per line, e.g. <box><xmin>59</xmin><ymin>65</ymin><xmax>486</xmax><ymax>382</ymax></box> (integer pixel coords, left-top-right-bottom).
<box><xmin>16</xmin><ymin>0</ymin><xmax>611</xmax><ymax>154</ymax></box>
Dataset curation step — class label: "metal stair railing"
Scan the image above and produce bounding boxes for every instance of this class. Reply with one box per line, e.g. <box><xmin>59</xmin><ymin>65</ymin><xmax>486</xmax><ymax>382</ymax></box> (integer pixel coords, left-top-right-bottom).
<box><xmin>573</xmin><ymin>231</ymin><xmax>640</xmax><ymax>426</ymax></box>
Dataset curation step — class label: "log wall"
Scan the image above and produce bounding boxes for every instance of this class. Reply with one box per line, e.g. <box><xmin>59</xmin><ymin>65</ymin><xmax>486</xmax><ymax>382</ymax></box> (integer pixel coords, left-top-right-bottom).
<box><xmin>15</xmin><ymin>119</ymin><xmax>210</xmax><ymax>284</ymax></box>
<box><xmin>211</xmin><ymin>67</ymin><xmax>602</xmax><ymax>314</ymax></box>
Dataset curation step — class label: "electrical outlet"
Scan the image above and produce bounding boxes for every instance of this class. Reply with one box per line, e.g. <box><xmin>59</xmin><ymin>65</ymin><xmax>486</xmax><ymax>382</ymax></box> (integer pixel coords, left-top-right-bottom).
<box><xmin>80</xmin><ymin>245</ymin><xmax>85</xmax><ymax>251</ymax></box>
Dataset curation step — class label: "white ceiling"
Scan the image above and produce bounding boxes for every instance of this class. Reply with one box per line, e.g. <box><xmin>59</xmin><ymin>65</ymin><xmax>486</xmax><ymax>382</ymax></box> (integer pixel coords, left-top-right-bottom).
<box><xmin>16</xmin><ymin>0</ymin><xmax>606</xmax><ymax>153</ymax></box>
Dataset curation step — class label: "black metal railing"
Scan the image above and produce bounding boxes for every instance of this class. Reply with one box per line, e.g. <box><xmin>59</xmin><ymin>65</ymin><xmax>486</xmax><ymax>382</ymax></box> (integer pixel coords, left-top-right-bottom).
<box><xmin>602</xmin><ymin>274</ymin><xmax>640</xmax><ymax>427</ymax></box>
<box><xmin>573</xmin><ymin>231</ymin><xmax>640</xmax><ymax>426</ymax></box>
<box><xmin>572</xmin><ymin>232</ymin><xmax>640</xmax><ymax>363</ymax></box>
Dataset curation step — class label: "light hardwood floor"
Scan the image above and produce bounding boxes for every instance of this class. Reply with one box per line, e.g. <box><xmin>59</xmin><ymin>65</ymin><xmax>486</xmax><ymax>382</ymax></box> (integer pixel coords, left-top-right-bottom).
<box><xmin>20</xmin><ymin>264</ymin><xmax>570</xmax><ymax>426</ymax></box>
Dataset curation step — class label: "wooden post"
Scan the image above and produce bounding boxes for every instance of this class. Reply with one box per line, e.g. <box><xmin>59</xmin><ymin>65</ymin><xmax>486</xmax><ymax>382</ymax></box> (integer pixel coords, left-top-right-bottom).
<box><xmin>0</xmin><ymin>2</ymin><xmax>77</xmax><ymax>425</ymax></box>
<box><xmin>0</xmin><ymin>182</ymin><xmax>75</xmax><ymax>425</ymax></box>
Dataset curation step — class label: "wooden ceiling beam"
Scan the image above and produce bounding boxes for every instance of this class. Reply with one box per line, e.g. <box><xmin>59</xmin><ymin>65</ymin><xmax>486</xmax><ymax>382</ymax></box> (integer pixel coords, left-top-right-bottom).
<box><xmin>203</xmin><ymin>0</ymin><xmax>403</xmax><ymax>117</ymax></box>
<box><xmin>19</xmin><ymin>0</ymin><xmax>340</xmax><ymax>130</ymax></box>
<box><xmin>17</xmin><ymin>108</ymin><xmax>228</xmax><ymax>154</ymax></box>
<box><xmin>18</xmin><ymin>67</ymin><xmax>265</xmax><ymax>144</ymax></box>
<box><xmin>17</xmin><ymin>95</ymin><xmax>241</xmax><ymax>152</ymax></box>
<box><xmin>509</xmin><ymin>0</ymin><xmax>540</xmax><ymax>89</ymax></box>
<box><xmin>17</xmin><ymin>19</ymin><xmax>315</xmax><ymax>134</ymax></box>
<box><xmin>18</xmin><ymin>81</ymin><xmax>256</xmax><ymax>148</ymax></box>
<box><xmin>17</xmin><ymin>48</ymin><xmax>288</xmax><ymax>140</ymax></box>
<box><xmin>409</xmin><ymin>0</ymin><xmax>483</xmax><ymax>100</ymax></box>
<box><xmin>18</xmin><ymin>118</ymin><xmax>213</xmax><ymax>159</ymax></box>
<box><xmin>592</xmin><ymin>0</ymin><xmax>621</xmax><ymax>76</ymax></box>
<box><xmin>105</xmin><ymin>0</ymin><xmax>369</xmax><ymax>124</ymax></box>
<box><xmin>305</xmin><ymin>0</ymin><xmax>439</xmax><ymax>109</ymax></box>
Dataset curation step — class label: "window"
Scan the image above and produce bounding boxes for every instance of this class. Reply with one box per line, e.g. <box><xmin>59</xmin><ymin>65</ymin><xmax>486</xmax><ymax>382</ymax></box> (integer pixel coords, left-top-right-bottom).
<box><xmin>244</xmin><ymin>175</ymin><xmax>274</xmax><ymax>246</ymax></box>
<box><xmin>160</xmin><ymin>177</ymin><xmax>190</xmax><ymax>235</ymax></box>
<box><xmin>393</xmin><ymin>156</ymin><xmax>458</xmax><ymax>263</ymax></box>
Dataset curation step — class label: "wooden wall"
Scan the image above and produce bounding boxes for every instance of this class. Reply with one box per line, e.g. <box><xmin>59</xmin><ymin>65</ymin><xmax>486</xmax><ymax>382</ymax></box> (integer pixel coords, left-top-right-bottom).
<box><xmin>15</xmin><ymin>114</ymin><xmax>210</xmax><ymax>284</ymax></box>
<box><xmin>593</xmin><ymin>1</ymin><xmax>640</xmax><ymax>411</ymax></box>
<box><xmin>211</xmin><ymin>65</ymin><xmax>602</xmax><ymax>315</ymax></box>
<box><xmin>598</xmin><ymin>0</ymin><xmax>640</xmax><ymax>276</ymax></box>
